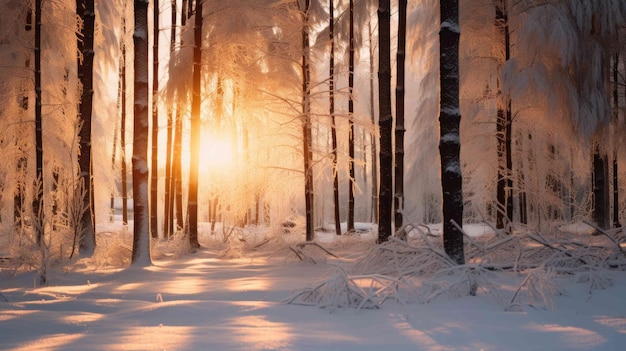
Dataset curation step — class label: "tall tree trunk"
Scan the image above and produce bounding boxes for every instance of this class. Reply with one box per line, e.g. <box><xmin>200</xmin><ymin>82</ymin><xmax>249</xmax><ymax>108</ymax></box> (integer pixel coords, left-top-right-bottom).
<box><xmin>393</xmin><ymin>0</ymin><xmax>406</xmax><ymax>232</ymax></box>
<box><xmin>173</xmin><ymin>110</ymin><xmax>184</xmax><ymax>230</ymax></box>
<box><xmin>15</xmin><ymin>8</ymin><xmax>32</xmax><ymax>229</ymax></box>
<box><xmin>301</xmin><ymin>0</ymin><xmax>315</xmax><ymax>242</ymax></box>
<box><xmin>77</xmin><ymin>0</ymin><xmax>96</xmax><ymax>256</ymax></box>
<box><xmin>187</xmin><ymin>0</ymin><xmax>203</xmax><ymax>249</ymax></box>
<box><xmin>329</xmin><ymin>0</ymin><xmax>341</xmax><ymax>236</ymax></box>
<box><xmin>120</xmin><ymin>10</ymin><xmax>129</xmax><ymax>226</ymax></box>
<box><xmin>131</xmin><ymin>0</ymin><xmax>152</xmax><ymax>266</ymax></box>
<box><xmin>173</xmin><ymin>0</ymin><xmax>188</xmax><ymax>232</ymax></box>
<box><xmin>163</xmin><ymin>0</ymin><xmax>177</xmax><ymax>237</ymax></box>
<box><xmin>111</xmin><ymin>76</ymin><xmax>120</xmax><ymax>223</ymax></box>
<box><xmin>33</xmin><ymin>0</ymin><xmax>44</xmax><ymax>246</ymax></box>
<box><xmin>368</xmin><ymin>17</ymin><xmax>378</xmax><ymax>224</ymax></box>
<box><xmin>613</xmin><ymin>53</ymin><xmax>621</xmax><ymax>228</ymax></box>
<box><xmin>150</xmin><ymin>0</ymin><xmax>160</xmax><ymax>239</ymax></box>
<box><xmin>439</xmin><ymin>0</ymin><xmax>464</xmax><ymax>264</ymax></box>
<box><xmin>377</xmin><ymin>0</ymin><xmax>392</xmax><ymax>243</ymax></box>
<box><xmin>593</xmin><ymin>144</ymin><xmax>610</xmax><ymax>229</ymax></box>
<box><xmin>347</xmin><ymin>0</ymin><xmax>356</xmax><ymax>233</ymax></box>
<box><xmin>495</xmin><ymin>0</ymin><xmax>513</xmax><ymax>230</ymax></box>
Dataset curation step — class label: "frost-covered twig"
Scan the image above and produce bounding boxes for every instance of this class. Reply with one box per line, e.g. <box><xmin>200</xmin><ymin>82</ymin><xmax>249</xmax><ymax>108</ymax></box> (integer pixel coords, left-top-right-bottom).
<box><xmin>583</xmin><ymin>220</ymin><xmax>624</xmax><ymax>253</ymax></box>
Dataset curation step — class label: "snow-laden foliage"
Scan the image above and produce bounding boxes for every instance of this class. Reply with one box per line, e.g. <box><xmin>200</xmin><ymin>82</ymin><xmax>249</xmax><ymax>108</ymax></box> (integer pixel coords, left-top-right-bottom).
<box><xmin>286</xmin><ymin>223</ymin><xmax>626</xmax><ymax>311</ymax></box>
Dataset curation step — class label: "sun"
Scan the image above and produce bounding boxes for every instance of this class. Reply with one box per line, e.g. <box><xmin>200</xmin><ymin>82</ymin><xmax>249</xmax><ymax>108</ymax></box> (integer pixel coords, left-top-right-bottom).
<box><xmin>200</xmin><ymin>132</ymin><xmax>234</xmax><ymax>170</ymax></box>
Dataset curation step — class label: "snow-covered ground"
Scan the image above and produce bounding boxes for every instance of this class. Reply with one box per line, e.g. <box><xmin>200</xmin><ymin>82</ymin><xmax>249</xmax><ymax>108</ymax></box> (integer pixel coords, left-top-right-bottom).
<box><xmin>1</xmin><ymin>222</ymin><xmax>625</xmax><ymax>350</ymax></box>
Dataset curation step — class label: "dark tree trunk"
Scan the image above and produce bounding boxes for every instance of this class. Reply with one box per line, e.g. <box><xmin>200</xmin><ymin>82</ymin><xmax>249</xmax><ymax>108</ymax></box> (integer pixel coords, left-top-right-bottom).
<box><xmin>131</xmin><ymin>0</ymin><xmax>152</xmax><ymax>266</ymax></box>
<box><xmin>394</xmin><ymin>0</ymin><xmax>407</xmax><ymax>232</ymax></box>
<box><xmin>187</xmin><ymin>0</ymin><xmax>203</xmax><ymax>249</ymax></box>
<box><xmin>77</xmin><ymin>0</ymin><xmax>96</xmax><ymax>255</ymax></box>
<box><xmin>593</xmin><ymin>145</ymin><xmax>610</xmax><ymax>229</ymax></box>
<box><xmin>150</xmin><ymin>0</ymin><xmax>160</xmax><ymax>239</ymax></box>
<box><xmin>439</xmin><ymin>0</ymin><xmax>464</xmax><ymax>264</ymax></box>
<box><xmin>347</xmin><ymin>0</ymin><xmax>355</xmax><ymax>233</ymax></box>
<box><xmin>368</xmin><ymin>18</ymin><xmax>378</xmax><ymax>225</ymax></box>
<box><xmin>33</xmin><ymin>0</ymin><xmax>44</xmax><ymax>246</ymax></box>
<box><xmin>120</xmin><ymin>11</ymin><xmax>129</xmax><ymax>226</ymax></box>
<box><xmin>163</xmin><ymin>0</ymin><xmax>177</xmax><ymax>237</ymax></box>
<box><xmin>329</xmin><ymin>0</ymin><xmax>341</xmax><ymax>236</ymax></box>
<box><xmin>495</xmin><ymin>0</ymin><xmax>513</xmax><ymax>230</ymax></box>
<box><xmin>301</xmin><ymin>0</ymin><xmax>315</xmax><ymax>241</ymax></box>
<box><xmin>377</xmin><ymin>0</ymin><xmax>392</xmax><ymax>243</ymax></box>
<box><xmin>613</xmin><ymin>53</ymin><xmax>621</xmax><ymax>228</ymax></box>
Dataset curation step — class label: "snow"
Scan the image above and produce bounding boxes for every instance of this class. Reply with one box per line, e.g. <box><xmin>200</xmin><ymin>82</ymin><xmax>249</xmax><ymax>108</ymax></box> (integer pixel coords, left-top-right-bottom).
<box><xmin>1</xmin><ymin>223</ymin><xmax>625</xmax><ymax>350</ymax></box>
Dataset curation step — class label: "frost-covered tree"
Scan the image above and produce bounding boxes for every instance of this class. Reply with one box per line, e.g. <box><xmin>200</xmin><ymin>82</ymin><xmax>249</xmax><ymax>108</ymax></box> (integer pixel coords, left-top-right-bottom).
<box><xmin>503</xmin><ymin>0</ymin><xmax>626</xmax><ymax>228</ymax></box>
<box><xmin>76</xmin><ymin>0</ymin><xmax>96</xmax><ymax>256</ymax></box>
<box><xmin>439</xmin><ymin>0</ymin><xmax>464</xmax><ymax>264</ymax></box>
<box><xmin>33</xmin><ymin>0</ymin><xmax>43</xmax><ymax>245</ymax></box>
<box><xmin>377</xmin><ymin>0</ymin><xmax>392</xmax><ymax>243</ymax></box>
<box><xmin>394</xmin><ymin>0</ymin><xmax>407</xmax><ymax>231</ymax></box>
<box><xmin>131</xmin><ymin>0</ymin><xmax>152</xmax><ymax>266</ymax></box>
<box><xmin>150</xmin><ymin>0</ymin><xmax>160</xmax><ymax>239</ymax></box>
<box><xmin>301</xmin><ymin>0</ymin><xmax>315</xmax><ymax>241</ymax></box>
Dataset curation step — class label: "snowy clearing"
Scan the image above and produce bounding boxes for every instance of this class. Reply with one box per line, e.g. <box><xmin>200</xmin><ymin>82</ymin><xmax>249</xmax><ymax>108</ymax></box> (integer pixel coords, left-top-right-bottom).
<box><xmin>1</xmin><ymin>222</ymin><xmax>626</xmax><ymax>351</ymax></box>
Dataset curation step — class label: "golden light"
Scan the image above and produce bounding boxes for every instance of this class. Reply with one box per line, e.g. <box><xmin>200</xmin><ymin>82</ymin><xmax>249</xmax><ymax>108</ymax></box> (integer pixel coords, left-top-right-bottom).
<box><xmin>200</xmin><ymin>132</ymin><xmax>234</xmax><ymax>170</ymax></box>
<box><xmin>177</xmin><ymin>129</ymin><xmax>235</xmax><ymax>172</ymax></box>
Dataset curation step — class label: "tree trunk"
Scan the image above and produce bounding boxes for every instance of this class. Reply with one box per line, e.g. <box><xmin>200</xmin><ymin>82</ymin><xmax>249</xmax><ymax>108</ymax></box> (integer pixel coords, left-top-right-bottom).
<box><xmin>150</xmin><ymin>0</ymin><xmax>160</xmax><ymax>239</ymax></box>
<box><xmin>187</xmin><ymin>0</ymin><xmax>203</xmax><ymax>249</ymax></box>
<box><xmin>329</xmin><ymin>0</ymin><xmax>341</xmax><ymax>236</ymax></box>
<box><xmin>131</xmin><ymin>0</ymin><xmax>152</xmax><ymax>266</ymax></box>
<box><xmin>33</xmin><ymin>0</ymin><xmax>44</xmax><ymax>246</ymax></box>
<box><xmin>593</xmin><ymin>144</ymin><xmax>610</xmax><ymax>230</ymax></box>
<box><xmin>439</xmin><ymin>0</ymin><xmax>464</xmax><ymax>264</ymax></box>
<box><xmin>377</xmin><ymin>0</ymin><xmax>392</xmax><ymax>243</ymax></box>
<box><xmin>77</xmin><ymin>0</ymin><xmax>96</xmax><ymax>255</ymax></box>
<box><xmin>163</xmin><ymin>0</ymin><xmax>177</xmax><ymax>237</ymax></box>
<box><xmin>495</xmin><ymin>0</ymin><xmax>513</xmax><ymax>230</ymax></box>
<box><xmin>347</xmin><ymin>0</ymin><xmax>356</xmax><ymax>233</ymax></box>
<box><xmin>613</xmin><ymin>53</ymin><xmax>621</xmax><ymax>228</ymax></box>
<box><xmin>111</xmin><ymin>81</ymin><xmax>119</xmax><ymax>223</ymax></box>
<box><xmin>368</xmin><ymin>18</ymin><xmax>378</xmax><ymax>225</ymax></box>
<box><xmin>301</xmin><ymin>0</ymin><xmax>315</xmax><ymax>242</ymax></box>
<box><xmin>120</xmin><ymin>11</ymin><xmax>129</xmax><ymax>226</ymax></box>
<box><xmin>393</xmin><ymin>0</ymin><xmax>406</xmax><ymax>232</ymax></box>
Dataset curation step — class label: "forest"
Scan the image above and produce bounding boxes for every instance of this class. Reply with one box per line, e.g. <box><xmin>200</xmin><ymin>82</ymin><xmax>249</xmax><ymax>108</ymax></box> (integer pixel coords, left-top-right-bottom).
<box><xmin>0</xmin><ymin>0</ymin><xmax>626</xmax><ymax>350</ymax></box>
<box><xmin>0</xmin><ymin>0</ymin><xmax>626</xmax><ymax>349</ymax></box>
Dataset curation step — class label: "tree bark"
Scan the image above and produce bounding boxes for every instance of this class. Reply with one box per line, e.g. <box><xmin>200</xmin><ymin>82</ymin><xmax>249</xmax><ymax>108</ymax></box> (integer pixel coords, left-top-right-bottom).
<box><xmin>163</xmin><ymin>0</ymin><xmax>177</xmax><ymax>237</ymax></box>
<box><xmin>77</xmin><ymin>0</ymin><xmax>96</xmax><ymax>255</ymax></box>
<box><xmin>120</xmin><ymin>10</ymin><xmax>129</xmax><ymax>226</ymax></box>
<box><xmin>368</xmin><ymin>18</ymin><xmax>378</xmax><ymax>225</ymax></box>
<box><xmin>150</xmin><ymin>0</ymin><xmax>160</xmax><ymax>239</ymax></box>
<box><xmin>495</xmin><ymin>0</ymin><xmax>513</xmax><ymax>230</ymax></box>
<box><xmin>301</xmin><ymin>0</ymin><xmax>315</xmax><ymax>242</ymax></box>
<box><xmin>187</xmin><ymin>0</ymin><xmax>203</xmax><ymax>249</ymax></box>
<box><xmin>377</xmin><ymin>0</ymin><xmax>392</xmax><ymax>243</ymax></box>
<box><xmin>439</xmin><ymin>0</ymin><xmax>464</xmax><ymax>264</ymax></box>
<box><xmin>329</xmin><ymin>0</ymin><xmax>341</xmax><ymax>236</ymax></box>
<box><xmin>131</xmin><ymin>0</ymin><xmax>152</xmax><ymax>266</ymax></box>
<box><xmin>613</xmin><ymin>53</ymin><xmax>621</xmax><ymax>228</ymax></box>
<box><xmin>593</xmin><ymin>144</ymin><xmax>610</xmax><ymax>229</ymax></box>
<box><xmin>347</xmin><ymin>0</ymin><xmax>356</xmax><ymax>233</ymax></box>
<box><xmin>33</xmin><ymin>0</ymin><xmax>44</xmax><ymax>246</ymax></box>
<box><xmin>393</xmin><ymin>0</ymin><xmax>407</xmax><ymax>232</ymax></box>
